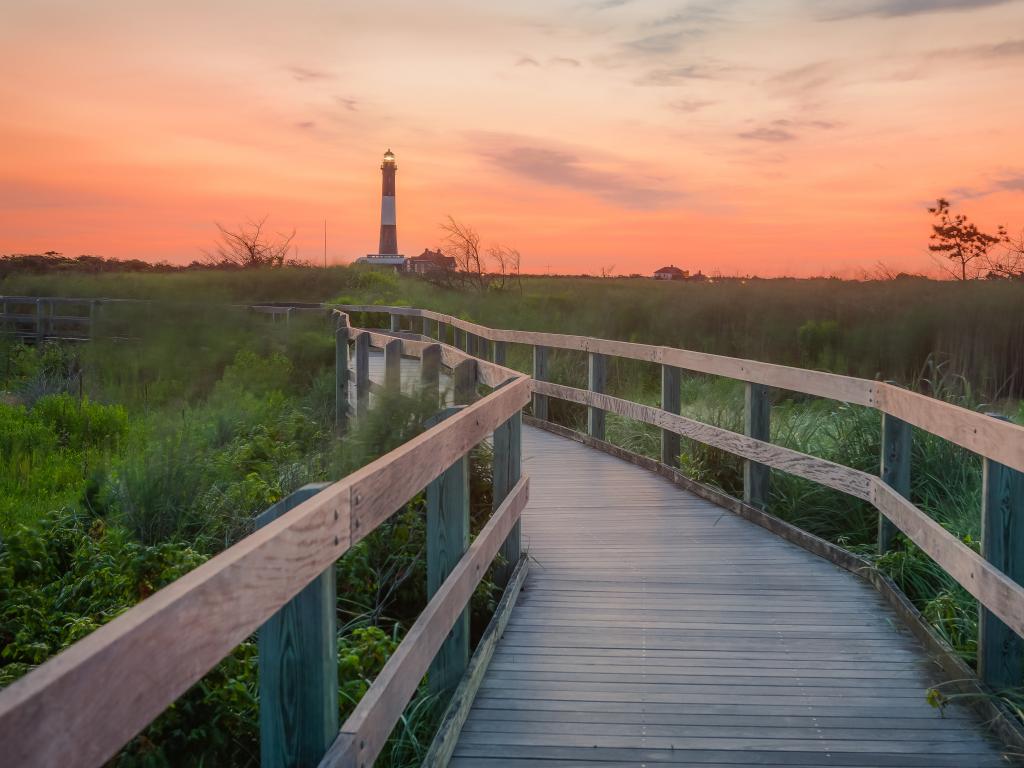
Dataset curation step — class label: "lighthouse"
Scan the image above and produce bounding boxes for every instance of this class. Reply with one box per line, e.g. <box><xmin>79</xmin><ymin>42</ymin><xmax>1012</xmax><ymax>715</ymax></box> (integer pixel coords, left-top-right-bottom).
<box><xmin>358</xmin><ymin>148</ymin><xmax>406</xmax><ymax>268</ymax></box>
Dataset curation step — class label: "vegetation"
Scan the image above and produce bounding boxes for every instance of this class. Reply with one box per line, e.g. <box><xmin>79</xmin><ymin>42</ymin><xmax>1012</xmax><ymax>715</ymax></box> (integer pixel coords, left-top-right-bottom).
<box><xmin>2</xmin><ymin>264</ymin><xmax>1023</xmax><ymax>761</ymax></box>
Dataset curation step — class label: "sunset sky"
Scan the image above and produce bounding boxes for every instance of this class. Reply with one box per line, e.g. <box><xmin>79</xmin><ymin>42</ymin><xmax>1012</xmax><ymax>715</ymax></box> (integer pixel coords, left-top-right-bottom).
<box><xmin>1</xmin><ymin>0</ymin><xmax>1022</xmax><ymax>276</ymax></box>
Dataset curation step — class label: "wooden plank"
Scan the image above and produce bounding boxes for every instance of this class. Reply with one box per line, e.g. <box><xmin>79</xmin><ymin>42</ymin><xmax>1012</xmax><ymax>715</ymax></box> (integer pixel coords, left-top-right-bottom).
<box><xmin>661</xmin><ymin>365</ymin><xmax>681</xmax><ymax>467</ymax></box>
<box><xmin>335</xmin><ymin>327</ymin><xmax>349</xmax><ymax>432</ymax></box>
<box><xmin>979</xmin><ymin>420</ymin><xmax>1024</xmax><ymax>691</ymax></box>
<box><xmin>587</xmin><ymin>352</ymin><xmax>607</xmax><ymax>441</ymax></box>
<box><xmin>453</xmin><ymin>359</ymin><xmax>477</xmax><ymax>404</ymax></box>
<box><xmin>0</xmin><ymin>481</ymin><xmax>353</xmax><ymax>768</ymax></box>
<box><xmin>427</xmin><ymin>453</ymin><xmax>469</xmax><ymax>696</ymax></box>
<box><xmin>743</xmin><ymin>383</ymin><xmax>771</xmax><ymax>510</ymax></box>
<box><xmin>423</xmin><ymin>557</ymin><xmax>530</xmax><ymax>768</ymax></box>
<box><xmin>531</xmin><ymin>380</ymin><xmax>874</xmax><ymax>501</ymax></box>
<box><xmin>390</xmin><ymin>313</ymin><xmax>401</xmax><ymax>332</ymax></box>
<box><xmin>347</xmin><ymin>376</ymin><xmax>530</xmax><ymax>544</ymax></box>
<box><xmin>879</xmin><ymin>411</ymin><xmax>911</xmax><ymax>555</ymax></box>
<box><xmin>384</xmin><ymin>338</ymin><xmax>402</xmax><ymax>391</ymax></box>
<box><xmin>257</xmin><ymin>484</ymin><xmax>338</xmax><ymax>768</ymax></box>
<box><xmin>355</xmin><ymin>331</ymin><xmax>370</xmax><ymax>416</ymax></box>
<box><xmin>532</xmin><ymin>345</ymin><xmax>549</xmax><ymax>421</ymax></box>
<box><xmin>321</xmin><ymin>477</ymin><xmax>530</xmax><ymax>768</ymax></box>
<box><xmin>421</xmin><ymin>343</ymin><xmax>442</xmax><ymax>407</ymax></box>
<box><xmin>335</xmin><ymin>305</ymin><xmax>1024</xmax><ymax>472</ymax></box>
<box><xmin>493</xmin><ymin>411</ymin><xmax>523</xmax><ymax>588</ymax></box>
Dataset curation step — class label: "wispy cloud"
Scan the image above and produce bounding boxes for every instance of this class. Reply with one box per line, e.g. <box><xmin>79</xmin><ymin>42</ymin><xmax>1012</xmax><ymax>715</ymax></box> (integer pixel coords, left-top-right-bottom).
<box><xmin>335</xmin><ymin>96</ymin><xmax>359</xmax><ymax>111</ymax></box>
<box><xmin>737</xmin><ymin>119</ymin><xmax>838</xmax><ymax>142</ymax></box>
<box><xmin>928</xmin><ymin>38</ymin><xmax>1024</xmax><ymax>59</ymax></box>
<box><xmin>480</xmin><ymin>140</ymin><xmax>680</xmax><ymax>209</ymax></box>
<box><xmin>668</xmin><ymin>98</ymin><xmax>716</xmax><ymax>113</ymax></box>
<box><xmin>825</xmin><ymin>0</ymin><xmax>1017</xmax><ymax>20</ymax></box>
<box><xmin>737</xmin><ymin>127</ymin><xmax>797</xmax><ymax>142</ymax></box>
<box><xmin>953</xmin><ymin>172</ymin><xmax>1024</xmax><ymax>199</ymax></box>
<box><xmin>551</xmin><ymin>56</ymin><xmax>583</xmax><ymax>67</ymax></box>
<box><xmin>516</xmin><ymin>56</ymin><xmax>541</xmax><ymax>67</ymax></box>
<box><xmin>638</xmin><ymin>63</ymin><xmax>732</xmax><ymax>85</ymax></box>
<box><xmin>287</xmin><ymin>66</ymin><xmax>334</xmax><ymax>82</ymax></box>
<box><xmin>624</xmin><ymin>31</ymin><xmax>688</xmax><ymax>55</ymax></box>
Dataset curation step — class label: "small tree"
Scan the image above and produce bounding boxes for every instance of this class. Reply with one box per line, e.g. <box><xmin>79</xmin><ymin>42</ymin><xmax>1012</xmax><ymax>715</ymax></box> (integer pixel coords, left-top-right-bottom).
<box><xmin>985</xmin><ymin>229</ymin><xmax>1024</xmax><ymax>280</ymax></box>
<box><xmin>433</xmin><ymin>216</ymin><xmax>521</xmax><ymax>292</ymax></box>
<box><xmin>203</xmin><ymin>216</ymin><xmax>296</xmax><ymax>268</ymax></box>
<box><xmin>927</xmin><ymin>199</ymin><xmax>1007</xmax><ymax>280</ymax></box>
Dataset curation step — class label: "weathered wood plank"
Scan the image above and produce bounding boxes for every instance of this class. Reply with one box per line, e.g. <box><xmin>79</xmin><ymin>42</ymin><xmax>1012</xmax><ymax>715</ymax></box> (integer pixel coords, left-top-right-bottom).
<box><xmin>321</xmin><ymin>477</ymin><xmax>530</xmax><ymax>768</ymax></box>
<box><xmin>355</xmin><ymin>331</ymin><xmax>370</xmax><ymax>416</ymax></box>
<box><xmin>661</xmin><ymin>365</ymin><xmax>681</xmax><ymax>467</ymax></box>
<box><xmin>493</xmin><ymin>411</ymin><xmax>523</xmax><ymax>588</ymax></box>
<box><xmin>879</xmin><ymin>411</ymin><xmax>911</xmax><ymax>555</ymax></box>
<box><xmin>384</xmin><ymin>338</ymin><xmax>402</xmax><ymax>391</ymax></box>
<box><xmin>532</xmin><ymin>345</ymin><xmax>549</xmax><ymax>421</ymax></box>
<box><xmin>587</xmin><ymin>352</ymin><xmax>606</xmax><ymax>441</ymax></box>
<box><xmin>335</xmin><ymin>327</ymin><xmax>349</xmax><ymax>432</ymax></box>
<box><xmin>743</xmin><ymin>383</ymin><xmax>771</xmax><ymax>510</ymax></box>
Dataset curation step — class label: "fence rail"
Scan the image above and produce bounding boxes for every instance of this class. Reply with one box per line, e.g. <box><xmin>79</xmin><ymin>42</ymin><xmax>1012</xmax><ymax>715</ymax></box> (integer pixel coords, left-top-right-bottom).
<box><xmin>338</xmin><ymin>304</ymin><xmax>1024</xmax><ymax>695</ymax></box>
<box><xmin>0</xmin><ymin>310</ymin><xmax>530</xmax><ymax>768</ymax></box>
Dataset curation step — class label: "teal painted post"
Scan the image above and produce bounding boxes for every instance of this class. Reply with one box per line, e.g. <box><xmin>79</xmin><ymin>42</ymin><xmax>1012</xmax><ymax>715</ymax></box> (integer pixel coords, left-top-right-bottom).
<box><xmin>390</xmin><ymin>313</ymin><xmax>401</xmax><ymax>333</ymax></box>
<box><xmin>494</xmin><ymin>341</ymin><xmax>507</xmax><ymax>366</ymax></box>
<box><xmin>493</xmin><ymin>409</ymin><xmax>522</xmax><ymax>587</ymax></box>
<box><xmin>257</xmin><ymin>483</ymin><xmax>338</xmax><ymax>768</ymax></box>
<box><xmin>335</xmin><ymin>328</ymin><xmax>349</xmax><ymax>432</ymax></box>
<box><xmin>454</xmin><ymin>327</ymin><xmax>466</xmax><ymax>351</ymax></box>
<box><xmin>453</xmin><ymin>359</ymin><xmax>477</xmax><ymax>405</ymax></box>
<box><xmin>384</xmin><ymin>338</ymin><xmax>402</xmax><ymax>391</ymax></box>
<box><xmin>879</xmin><ymin>412</ymin><xmax>911</xmax><ymax>554</ymax></box>
<box><xmin>481</xmin><ymin>338</ymin><xmax>493</xmax><ymax>362</ymax></box>
<box><xmin>743</xmin><ymin>383</ymin><xmax>771</xmax><ymax>510</ymax></box>
<box><xmin>532</xmin><ymin>345</ymin><xmax>549</xmax><ymax>420</ymax></box>
<box><xmin>355</xmin><ymin>332</ymin><xmax>370</xmax><ymax>416</ymax></box>
<box><xmin>979</xmin><ymin>413</ymin><xmax>1024</xmax><ymax>692</ymax></box>
<box><xmin>660</xmin><ymin>365</ymin><xmax>681</xmax><ymax>466</ymax></box>
<box><xmin>587</xmin><ymin>352</ymin><xmax>607</xmax><ymax>440</ymax></box>
<box><xmin>438</xmin><ymin>322</ymin><xmax>448</xmax><ymax>345</ymax></box>
<box><xmin>427</xmin><ymin>447</ymin><xmax>469</xmax><ymax>695</ymax></box>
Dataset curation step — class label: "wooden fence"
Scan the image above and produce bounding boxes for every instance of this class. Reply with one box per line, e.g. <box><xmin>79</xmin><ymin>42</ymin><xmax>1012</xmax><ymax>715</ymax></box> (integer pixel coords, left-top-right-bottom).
<box><xmin>0</xmin><ymin>309</ymin><xmax>531</xmax><ymax>768</ymax></box>
<box><xmin>340</xmin><ymin>304</ymin><xmax>1024</xmax><ymax>695</ymax></box>
<box><xmin>2</xmin><ymin>301</ymin><xmax>1024</xmax><ymax>767</ymax></box>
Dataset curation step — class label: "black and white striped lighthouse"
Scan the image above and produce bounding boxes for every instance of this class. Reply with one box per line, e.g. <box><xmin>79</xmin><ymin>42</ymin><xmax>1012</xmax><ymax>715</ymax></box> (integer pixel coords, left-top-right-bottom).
<box><xmin>378</xmin><ymin>148</ymin><xmax>399</xmax><ymax>255</ymax></box>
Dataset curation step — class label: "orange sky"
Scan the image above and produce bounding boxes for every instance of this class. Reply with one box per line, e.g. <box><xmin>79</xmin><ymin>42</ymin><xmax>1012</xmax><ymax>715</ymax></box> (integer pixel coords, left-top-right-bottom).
<box><xmin>1</xmin><ymin>0</ymin><xmax>1022</xmax><ymax>277</ymax></box>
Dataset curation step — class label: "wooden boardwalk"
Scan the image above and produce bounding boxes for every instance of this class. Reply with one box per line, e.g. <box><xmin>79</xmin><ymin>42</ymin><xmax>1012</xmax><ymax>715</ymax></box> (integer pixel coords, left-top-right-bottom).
<box><xmin>452</xmin><ymin>426</ymin><xmax>1007</xmax><ymax>767</ymax></box>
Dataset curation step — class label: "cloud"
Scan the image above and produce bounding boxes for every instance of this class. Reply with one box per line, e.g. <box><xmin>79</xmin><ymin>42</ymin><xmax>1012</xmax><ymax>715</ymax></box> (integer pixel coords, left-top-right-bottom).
<box><xmin>929</xmin><ymin>38</ymin><xmax>1024</xmax><ymax>59</ymax></box>
<box><xmin>737</xmin><ymin>127</ymin><xmax>797</xmax><ymax>142</ymax></box>
<box><xmin>480</xmin><ymin>142</ymin><xmax>680</xmax><ymax>209</ymax></box>
<box><xmin>638</xmin><ymin>63</ymin><xmax>730</xmax><ymax>85</ymax></box>
<box><xmin>334</xmin><ymin>96</ymin><xmax>359</xmax><ymax>111</ymax></box>
<box><xmin>623</xmin><ymin>31</ymin><xmax>688</xmax><ymax>55</ymax></box>
<box><xmin>550</xmin><ymin>56</ymin><xmax>582</xmax><ymax>67</ymax></box>
<box><xmin>668</xmin><ymin>98</ymin><xmax>716</xmax><ymax>113</ymax></box>
<box><xmin>515</xmin><ymin>56</ymin><xmax>541</xmax><ymax>67</ymax></box>
<box><xmin>295</xmin><ymin>121</ymin><xmax>316</xmax><ymax>130</ymax></box>
<box><xmin>825</xmin><ymin>0</ymin><xmax>1017</xmax><ymax>19</ymax></box>
<box><xmin>768</xmin><ymin>61</ymin><xmax>839</xmax><ymax>94</ymax></box>
<box><xmin>950</xmin><ymin>172</ymin><xmax>1024</xmax><ymax>199</ymax></box>
<box><xmin>287</xmin><ymin>66</ymin><xmax>334</xmax><ymax>82</ymax></box>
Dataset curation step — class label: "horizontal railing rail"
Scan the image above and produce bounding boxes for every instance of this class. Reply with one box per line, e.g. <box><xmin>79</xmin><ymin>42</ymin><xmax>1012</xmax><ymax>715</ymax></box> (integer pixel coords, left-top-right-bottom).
<box><xmin>340</xmin><ymin>304</ymin><xmax>1024</xmax><ymax>696</ymax></box>
<box><xmin>0</xmin><ymin>310</ymin><xmax>531</xmax><ymax>768</ymax></box>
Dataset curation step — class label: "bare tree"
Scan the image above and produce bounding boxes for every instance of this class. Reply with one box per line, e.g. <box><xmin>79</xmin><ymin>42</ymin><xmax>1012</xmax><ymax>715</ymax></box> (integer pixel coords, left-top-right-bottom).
<box><xmin>203</xmin><ymin>216</ymin><xmax>296</xmax><ymax>268</ymax></box>
<box><xmin>985</xmin><ymin>228</ymin><xmax>1024</xmax><ymax>280</ymax></box>
<box><xmin>434</xmin><ymin>216</ymin><xmax>522</xmax><ymax>292</ymax></box>
<box><xmin>489</xmin><ymin>244</ymin><xmax>522</xmax><ymax>292</ymax></box>
<box><xmin>927</xmin><ymin>199</ymin><xmax>1007</xmax><ymax>280</ymax></box>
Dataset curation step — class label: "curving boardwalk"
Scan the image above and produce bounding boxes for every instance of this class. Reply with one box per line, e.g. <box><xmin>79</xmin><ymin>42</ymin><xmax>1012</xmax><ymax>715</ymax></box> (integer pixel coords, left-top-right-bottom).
<box><xmin>452</xmin><ymin>426</ymin><xmax>1007</xmax><ymax>767</ymax></box>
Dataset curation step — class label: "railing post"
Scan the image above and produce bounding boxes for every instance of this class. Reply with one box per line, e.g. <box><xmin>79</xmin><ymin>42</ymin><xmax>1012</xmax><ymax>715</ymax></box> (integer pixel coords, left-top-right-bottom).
<box><xmin>421</xmin><ymin>316</ymin><xmax>430</xmax><ymax>337</ymax></box>
<box><xmin>494</xmin><ymin>341</ymin><xmax>507</xmax><ymax>366</ymax></box>
<box><xmin>35</xmin><ymin>298</ymin><xmax>45</xmax><ymax>343</ymax></box>
<box><xmin>355</xmin><ymin>332</ymin><xmax>370</xmax><ymax>416</ymax></box>
<box><xmin>979</xmin><ymin>413</ymin><xmax>1024</xmax><ymax>692</ymax></box>
<box><xmin>454</xmin><ymin>327</ymin><xmax>466</xmax><ymax>351</ymax></box>
<box><xmin>743</xmin><ymin>383</ymin><xmax>771</xmax><ymax>510</ymax></box>
<box><xmin>493</xmin><ymin>409</ymin><xmax>523</xmax><ymax>587</ymax></box>
<box><xmin>335</xmin><ymin>327</ymin><xmax>349</xmax><ymax>432</ymax></box>
<box><xmin>532</xmin><ymin>345</ymin><xmax>549</xmax><ymax>420</ymax></box>
<box><xmin>660</xmin><ymin>364</ymin><xmax>681</xmax><ymax>466</ymax></box>
<box><xmin>257</xmin><ymin>483</ymin><xmax>338</xmax><ymax>768</ymax></box>
<box><xmin>588</xmin><ymin>352</ymin><xmax>607</xmax><ymax>440</ymax></box>
<box><xmin>879</xmin><ymin>411</ymin><xmax>911</xmax><ymax>554</ymax></box>
<box><xmin>466</xmin><ymin>333</ymin><xmax>477</xmax><ymax>358</ymax></box>
<box><xmin>453</xmin><ymin>359</ymin><xmax>477</xmax><ymax>405</ymax></box>
<box><xmin>426</xmin><ymin>442</ymin><xmax>470</xmax><ymax>696</ymax></box>
<box><xmin>384</xmin><ymin>338</ymin><xmax>402</xmax><ymax>391</ymax></box>
<box><xmin>390</xmin><ymin>313</ymin><xmax>401</xmax><ymax>333</ymax></box>
<box><xmin>421</xmin><ymin>343</ymin><xmax>441</xmax><ymax>407</ymax></box>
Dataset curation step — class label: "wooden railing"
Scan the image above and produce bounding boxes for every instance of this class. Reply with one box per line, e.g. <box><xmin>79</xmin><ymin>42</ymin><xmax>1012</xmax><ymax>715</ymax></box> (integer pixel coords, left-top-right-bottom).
<box><xmin>0</xmin><ymin>310</ymin><xmax>531</xmax><ymax>768</ymax></box>
<box><xmin>339</xmin><ymin>304</ymin><xmax>1024</xmax><ymax>694</ymax></box>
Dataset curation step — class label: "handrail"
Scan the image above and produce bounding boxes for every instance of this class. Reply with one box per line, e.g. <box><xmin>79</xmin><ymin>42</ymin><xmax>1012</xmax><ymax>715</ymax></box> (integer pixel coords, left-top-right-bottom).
<box><xmin>337</xmin><ymin>304</ymin><xmax>1024</xmax><ymax>474</ymax></box>
<box><xmin>341</xmin><ymin>303</ymin><xmax>1024</xmax><ymax>693</ymax></box>
<box><xmin>0</xmin><ymin>312</ymin><xmax>531</xmax><ymax>768</ymax></box>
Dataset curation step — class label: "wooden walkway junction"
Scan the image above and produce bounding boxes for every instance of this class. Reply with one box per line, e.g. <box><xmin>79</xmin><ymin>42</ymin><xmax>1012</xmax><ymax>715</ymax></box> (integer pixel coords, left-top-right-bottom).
<box><xmin>1</xmin><ymin>303</ymin><xmax>1024</xmax><ymax>767</ymax></box>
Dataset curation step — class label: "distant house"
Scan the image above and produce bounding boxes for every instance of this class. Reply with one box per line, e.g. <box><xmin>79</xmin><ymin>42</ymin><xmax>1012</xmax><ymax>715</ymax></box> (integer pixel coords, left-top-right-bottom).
<box><xmin>654</xmin><ymin>265</ymin><xmax>688</xmax><ymax>281</ymax></box>
<box><xmin>407</xmin><ymin>248</ymin><xmax>455</xmax><ymax>275</ymax></box>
